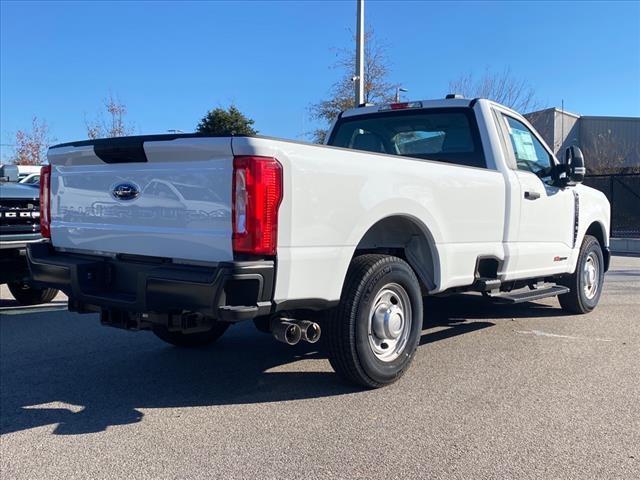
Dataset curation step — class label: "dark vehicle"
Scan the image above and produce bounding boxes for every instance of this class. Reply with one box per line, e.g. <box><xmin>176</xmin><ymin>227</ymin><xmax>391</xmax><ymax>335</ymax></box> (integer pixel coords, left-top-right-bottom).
<box><xmin>0</xmin><ymin>164</ymin><xmax>58</xmax><ymax>305</ymax></box>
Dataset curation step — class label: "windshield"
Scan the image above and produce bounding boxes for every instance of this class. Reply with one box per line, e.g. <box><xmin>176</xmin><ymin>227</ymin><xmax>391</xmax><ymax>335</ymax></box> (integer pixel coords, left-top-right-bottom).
<box><xmin>20</xmin><ymin>174</ymin><xmax>40</xmax><ymax>184</ymax></box>
<box><xmin>328</xmin><ymin>108</ymin><xmax>486</xmax><ymax>168</ymax></box>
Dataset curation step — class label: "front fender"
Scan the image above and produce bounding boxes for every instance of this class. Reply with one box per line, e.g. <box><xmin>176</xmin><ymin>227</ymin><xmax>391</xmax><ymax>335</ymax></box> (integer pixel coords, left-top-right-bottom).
<box><xmin>568</xmin><ymin>184</ymin><xmax>611</xmax><ymax>274</ymax></box>
<box><xmin>576</xmin><ymin>184</ymin><xmax>611</xmax><ymax>247</ymax></box>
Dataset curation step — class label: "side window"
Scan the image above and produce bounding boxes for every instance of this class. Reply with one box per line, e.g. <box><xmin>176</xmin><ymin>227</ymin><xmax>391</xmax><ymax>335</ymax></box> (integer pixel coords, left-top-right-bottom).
<box><xmin>502</xmin><ymin>115</ymin><xmax>554</xmax><ymax>179</ymax></box>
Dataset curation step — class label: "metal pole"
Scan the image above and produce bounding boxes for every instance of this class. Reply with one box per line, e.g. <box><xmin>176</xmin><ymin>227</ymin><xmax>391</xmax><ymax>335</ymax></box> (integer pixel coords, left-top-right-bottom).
<box><xmin>395</xmin><ymin>87</ymin><xmax>407</xmax><ymax>103</ymax></box>
<box><xmin>355</xmin><ymin>0</ymin><xmax>365</xmax><ymax>106</ymax></box>
<box><xmin>561</xmin><ymin>99</ymin><xmax>564</xmax><ymax>155</ymax></box>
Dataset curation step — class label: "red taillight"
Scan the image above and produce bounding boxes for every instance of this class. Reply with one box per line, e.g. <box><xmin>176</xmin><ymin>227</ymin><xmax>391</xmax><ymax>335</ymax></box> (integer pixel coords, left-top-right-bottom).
<box><xmin>232</xmin><ymin>156</ymin><xmax>282</xmax><ymax>256</ymax></box>
<box><xmin>39</xmin><ymin>164</ymin><xmax>52</xmax><ymax>238</ymax></box>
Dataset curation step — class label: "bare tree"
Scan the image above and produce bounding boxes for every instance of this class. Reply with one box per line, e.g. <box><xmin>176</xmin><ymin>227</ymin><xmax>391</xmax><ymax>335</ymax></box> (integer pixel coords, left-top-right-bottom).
<box><xmin>11</xmin><ymin>117</ymin><xmax>54</xmax><ymax>165</ymax></box>
<box><xmin>448</xmin><ymin>68</ymin><xmax>541</xmax><ymax>113</ymax></box>
<box><xmin>86</xmin><ymin>94</ymin><xmax>135</xmax><ymax>139</ymax></box>
<box><xmin>309</xmin><ymin>30</ymin><xmax>398</xmax><ymax>143</ymax></box>
<box><xmin>582</xmin><ymin>128</ymin><xmax>639</xmax><ymax>175</ymax></box>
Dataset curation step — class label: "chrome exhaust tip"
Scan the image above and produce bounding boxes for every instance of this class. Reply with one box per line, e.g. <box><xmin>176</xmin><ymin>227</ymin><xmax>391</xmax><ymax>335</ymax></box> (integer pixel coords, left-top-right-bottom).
<box><xmin>297</xmin><ymin>320</ymin><xmax>321</xmax><ymax>344</ymax></box>
<box><xmin>270</xmin><ymin>318</ymin><xmax>302</xmax><ymax>345</ymax></box>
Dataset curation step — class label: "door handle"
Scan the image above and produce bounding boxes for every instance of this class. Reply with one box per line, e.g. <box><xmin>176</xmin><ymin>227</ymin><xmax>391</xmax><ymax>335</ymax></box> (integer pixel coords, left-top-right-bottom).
<box><xmin>524</xmin><ymin>191</ymin><xmax>540</xmax><ymax>200</ymax></box>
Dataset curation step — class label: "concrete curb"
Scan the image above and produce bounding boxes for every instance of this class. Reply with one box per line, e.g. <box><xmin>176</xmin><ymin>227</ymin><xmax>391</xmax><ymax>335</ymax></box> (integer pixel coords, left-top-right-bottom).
<box><xmin>610</xmin><ymin>238</ymin><xmax>640</xmax><ymax>255</ymax></box>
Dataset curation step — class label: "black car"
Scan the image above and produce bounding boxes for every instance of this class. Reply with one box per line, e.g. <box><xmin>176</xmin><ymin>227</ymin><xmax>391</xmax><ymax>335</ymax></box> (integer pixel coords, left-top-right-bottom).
<box><xmin>1</xmin><ymin>164</ymin><xmax>58</xmax><ymax>305</ymax></box>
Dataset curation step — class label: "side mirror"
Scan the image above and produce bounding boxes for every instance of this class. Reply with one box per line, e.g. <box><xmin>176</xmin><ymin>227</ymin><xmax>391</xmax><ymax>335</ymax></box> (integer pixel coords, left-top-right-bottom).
<box><xmin>564</xmin><ymin>145</ymin><xmax>585</xmax><ymax>185</ymax></box>
<box><xmin>0</xmin><ymin>164</ymin><xmax>20</xmax><ymax>182</ymax></box>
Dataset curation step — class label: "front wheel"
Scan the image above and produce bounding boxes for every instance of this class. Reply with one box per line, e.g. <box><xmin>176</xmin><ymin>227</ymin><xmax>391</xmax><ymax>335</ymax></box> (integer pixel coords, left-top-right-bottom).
<box><xmin>7</xmin><ymin>282</ymin><xmax>59</xmax><ymax>306</ymax></box>
<box><xmin>558</xmin><ymin>235</ymin><xmax>605</xmax><ymax>314</ymax></box>
<box><xmin>326</xmin><ymin>254</ymin><xmax>423</xmax><ymax>388</ymax></box>
<box><xmin>152</xmin><ymin>322</ymin><xmax>229</xmax><ymax>347</ymax></box>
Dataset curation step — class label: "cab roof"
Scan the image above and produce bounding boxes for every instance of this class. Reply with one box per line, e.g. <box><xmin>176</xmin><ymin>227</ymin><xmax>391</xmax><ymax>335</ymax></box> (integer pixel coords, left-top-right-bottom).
<box><xmin>340</xmin><ymin>97</ymin><xmax>523</xmax><ymax>120</ymax></box>
<box><xmin>341</xmin><ymin>98</ymin><xmax>474</xmax><ymax>118</ymax></box>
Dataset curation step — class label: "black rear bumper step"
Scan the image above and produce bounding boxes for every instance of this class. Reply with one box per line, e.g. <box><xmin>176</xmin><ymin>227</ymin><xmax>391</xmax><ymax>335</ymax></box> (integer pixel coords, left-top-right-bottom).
<box><xmin>26</xmin><ymin>243</ymin><xmax>274</xmax><ymax>321</ymax></box>
<box><xmin>490</xmin><ymin>285</ymin><xmax>570</xmax><ymax>304</ymax></box>
<box><xmin>218</xmin><ymin>304</ymin><xmax>270</xmax><ymax>322</ymax></box>
<box><xmin>474</xmin><ymin>277</ymin><xmax>501</xmax><ymax>292</ymax></box>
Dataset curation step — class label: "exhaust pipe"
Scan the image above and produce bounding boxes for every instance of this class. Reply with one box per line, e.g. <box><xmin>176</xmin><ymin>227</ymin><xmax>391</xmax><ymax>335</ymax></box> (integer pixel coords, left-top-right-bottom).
<box><xmin>296</xmin><ymin>320</ymin><xmax>321</xmax><ymax>344</ymax></box>
<box><xmin>270</xmin><ymin>318</ymin><xmax>302</xmax><ymax>345</ymax></box>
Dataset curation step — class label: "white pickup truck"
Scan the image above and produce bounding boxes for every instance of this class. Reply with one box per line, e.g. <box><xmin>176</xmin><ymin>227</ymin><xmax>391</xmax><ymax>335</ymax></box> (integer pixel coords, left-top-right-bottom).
<box><xmin>28</xmin><ymin>96</ymin><xmax>610</xmax><ymax>387</ymax></box>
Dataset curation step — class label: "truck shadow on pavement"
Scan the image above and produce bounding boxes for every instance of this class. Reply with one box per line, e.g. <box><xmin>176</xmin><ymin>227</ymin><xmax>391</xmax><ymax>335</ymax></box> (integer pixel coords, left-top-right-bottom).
<box><xmin>419</xmin><ymin>294</ymin><xmax>566</xmax><ymax>345</ymax></box>
<box><xmin>0</xmin><ymin>294</ymin><xmax>564</xmax><ymax>436</ymax></box>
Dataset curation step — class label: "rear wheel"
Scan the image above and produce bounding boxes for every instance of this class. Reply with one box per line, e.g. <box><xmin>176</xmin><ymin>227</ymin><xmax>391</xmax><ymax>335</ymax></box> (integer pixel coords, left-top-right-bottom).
<box><xmin>152</xmin><ymin>322</ymin><xmax>229</xmax><ymax>347</ymax></box>
<box><xmin>326</xmin><ymin>254</ymin><xmax>423</xmax><ymax>388</ymax></box>
<box><xmin>558</xmin><ymin>235</ymin><xmax>604</xmax><ymax>314</ymax></box>
<box><xmin>7</xmin><ymin>282</ymin><xmax>59</xmax><ymax>306</ymax></box>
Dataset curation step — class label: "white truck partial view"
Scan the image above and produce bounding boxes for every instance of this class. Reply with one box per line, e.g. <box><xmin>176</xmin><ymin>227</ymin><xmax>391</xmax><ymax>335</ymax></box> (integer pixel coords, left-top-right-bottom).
<box><xmin>27</xmin><ymin>97</ymin><xmax>610</xmax><ymax>387</ymax></box>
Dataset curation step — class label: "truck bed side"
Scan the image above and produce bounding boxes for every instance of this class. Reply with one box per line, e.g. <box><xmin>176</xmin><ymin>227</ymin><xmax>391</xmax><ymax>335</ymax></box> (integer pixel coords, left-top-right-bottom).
<box><xmin>231</xmin><ymin>137</ymin><xmax>506</xmax><ymax>301</ymax></box>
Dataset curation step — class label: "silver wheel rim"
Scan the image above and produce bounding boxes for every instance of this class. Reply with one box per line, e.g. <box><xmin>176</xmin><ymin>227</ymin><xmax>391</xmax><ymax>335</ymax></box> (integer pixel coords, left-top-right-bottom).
<box><xmin>367</xmin><ymin>283</ymin><xmax>412</xmax><ymax>362</ymax></box>
<box><xmin>583</xmin><ymin>252</ymin><xmax>600</xmax><ymax>300</ymax></box>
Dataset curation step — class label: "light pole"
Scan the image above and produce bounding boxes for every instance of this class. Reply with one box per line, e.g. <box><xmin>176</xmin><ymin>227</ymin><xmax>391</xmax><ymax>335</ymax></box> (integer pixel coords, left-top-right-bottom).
<box><xmin>355</xmin><ymin>0</ymin><xmax>365</xmax><ymax>106</ymax></box>
<box><xmin>395</xmin><ymin>87</ymin><xmax>408</xmax><ymax>103</ymax></box>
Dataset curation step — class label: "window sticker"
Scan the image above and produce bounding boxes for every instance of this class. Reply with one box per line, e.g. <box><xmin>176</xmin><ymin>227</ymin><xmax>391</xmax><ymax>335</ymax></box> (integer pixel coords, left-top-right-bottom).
<box><xmin>510</xmin><ymin>129</ymin><xmax>537</xmax><ymax>161</ymax></box>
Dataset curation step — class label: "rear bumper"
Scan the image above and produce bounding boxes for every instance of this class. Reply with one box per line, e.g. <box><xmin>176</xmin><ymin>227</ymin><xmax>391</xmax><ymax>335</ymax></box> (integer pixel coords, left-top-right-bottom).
<box><xmin>27</xmin><ymin>243</ymin><xmax>274</xmax><ymax>321</ymax></box>
<box><xmin>0</xmin><ymin>236</ymin><xmax>46</xmax><ymax>250</ymax></box>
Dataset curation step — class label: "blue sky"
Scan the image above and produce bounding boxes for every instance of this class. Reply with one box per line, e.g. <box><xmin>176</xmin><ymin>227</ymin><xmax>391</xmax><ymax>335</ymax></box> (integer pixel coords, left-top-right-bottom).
<box><xmin>1</xmin><ymin>0</ymin><xmax>639</xmax><ymax>158</ymax></box>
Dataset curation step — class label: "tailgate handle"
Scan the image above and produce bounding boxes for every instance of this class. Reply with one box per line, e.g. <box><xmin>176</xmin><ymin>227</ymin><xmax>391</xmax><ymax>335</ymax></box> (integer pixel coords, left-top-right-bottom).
<box><xmin>524</xmin><ymin>191</ymin><xmax>540</xmax><ymax>200</ymax></box>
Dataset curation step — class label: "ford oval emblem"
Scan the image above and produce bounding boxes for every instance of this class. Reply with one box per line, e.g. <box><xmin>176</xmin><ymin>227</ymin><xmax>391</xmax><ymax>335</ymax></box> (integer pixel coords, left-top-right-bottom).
<box><xmin>111</xmin><ymin>182</ymin><xmax>140</xmax><ymax>201</ymax></box>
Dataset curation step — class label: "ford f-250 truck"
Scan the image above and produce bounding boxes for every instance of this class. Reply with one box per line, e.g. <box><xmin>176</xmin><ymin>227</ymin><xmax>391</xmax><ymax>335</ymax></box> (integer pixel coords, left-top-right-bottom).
<box><xmin>27</xmin><ymin>97</ymin><xmax>610</xmax><ymax>388</ymax></box>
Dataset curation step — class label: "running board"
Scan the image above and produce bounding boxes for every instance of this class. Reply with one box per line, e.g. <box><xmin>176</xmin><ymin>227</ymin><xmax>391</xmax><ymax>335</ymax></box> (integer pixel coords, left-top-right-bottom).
<box><xmin>490</xmin><ymin>285</ymin><xmax>570</xmax><ymax>304</ymax></box>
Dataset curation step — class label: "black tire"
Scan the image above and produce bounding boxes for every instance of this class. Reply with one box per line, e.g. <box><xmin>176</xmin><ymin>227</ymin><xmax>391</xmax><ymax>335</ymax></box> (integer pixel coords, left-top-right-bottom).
<box><xmin>7</xmin><ymin>282</ymin><xmax>59</xmax><ymax>306</ymax></box>
<box><xmin>326</xmin><ymin>254</ymin><xmax>423</xmax><ymax>388</ymax></box>
<box><xmin>558</xmin><ymin>235</ymin><xmax>604</xmax><ymax>314</ymax></box>
<box><xmin>152</xmin><ymin>322</ymin><xmax>229</xmax><ymax>347</ymax></box>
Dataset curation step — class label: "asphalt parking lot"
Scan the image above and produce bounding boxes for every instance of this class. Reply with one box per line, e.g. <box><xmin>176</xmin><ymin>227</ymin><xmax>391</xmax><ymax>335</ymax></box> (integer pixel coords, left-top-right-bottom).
<box><xmin>1</xmin><ymin>255</ymin><xmax>638</xmax><ymax>480</ymax></box>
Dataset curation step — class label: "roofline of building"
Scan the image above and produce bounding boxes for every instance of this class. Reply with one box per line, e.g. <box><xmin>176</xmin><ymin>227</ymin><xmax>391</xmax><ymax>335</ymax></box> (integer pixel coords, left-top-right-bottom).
<box><xmin>527</xmin><ymin>107</ymin><xmax>640</xmax><ymax>122</ymax></box>
<box><xmin>526</xmin><ymin>107</ymin><xmax>581</xmax><ymax>119</ymax></box>
<box><xmin>580</xmin><ymin>115</ymin><xmax>640</xmax><ymax>122</ymax></box>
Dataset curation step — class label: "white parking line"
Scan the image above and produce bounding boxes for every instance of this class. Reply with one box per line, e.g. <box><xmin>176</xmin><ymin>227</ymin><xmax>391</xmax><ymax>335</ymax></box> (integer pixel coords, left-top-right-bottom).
<box><xmin>516</xmin><ymin>329</ymin><xmax>613</xmax><ymax>342</ymax></box>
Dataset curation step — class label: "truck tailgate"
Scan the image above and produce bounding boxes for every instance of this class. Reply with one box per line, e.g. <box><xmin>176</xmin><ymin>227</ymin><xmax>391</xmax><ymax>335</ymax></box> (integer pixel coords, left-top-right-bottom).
<box><xmin>47</xmin><ymin>136</ymin><xmax>234</xmax><ymax>263</ymax></box>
